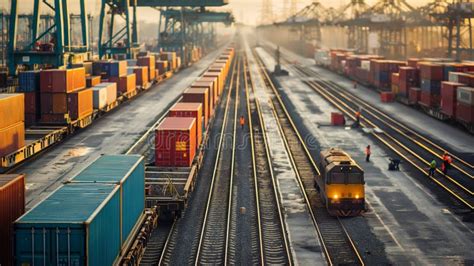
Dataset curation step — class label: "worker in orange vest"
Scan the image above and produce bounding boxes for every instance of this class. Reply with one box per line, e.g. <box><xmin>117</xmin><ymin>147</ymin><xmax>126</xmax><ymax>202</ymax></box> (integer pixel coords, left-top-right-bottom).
<box><xmin>441</xmin><ymin>152</ymin><xmax>452</xmax><ymax>175</ymax></box>
<box><xmin>240</xmin><ymin>115</ymin><xmax>246</xmax><ymax>130</ymax></box>
<box><xmin>352</xmin><ymin>110</ymin><xmax>361</xmax><ymax>128</ymax></box>
<box><xmin>365</xmin><ymin>145</ymin><xmax>371</xmax><ymax>162</ymax></box>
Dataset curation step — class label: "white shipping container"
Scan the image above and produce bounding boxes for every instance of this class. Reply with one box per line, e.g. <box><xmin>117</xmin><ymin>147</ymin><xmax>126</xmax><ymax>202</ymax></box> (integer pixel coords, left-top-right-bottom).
<box><xmin>92</xmin><ymin>86</ymin><xmax>108</xmax><ymax>109</ymax></box>
<box><xmin>457</xmin><ymin>87</ymin><xmax>474</xmax><ymax>105</ymax></box>
<box><xmin>449</xmin><ymin>72</ymin><xmax>461</xmax><ymax>83</ymax></box>
<box><xmin>95</xmin><ymin>82</ymin><xmax>117</xmax><ymax>105</ymax></box>
<box><xmin>361</xmin><ymin>60</ymin><xmax>371</xmax><ymax>71</ymax></box>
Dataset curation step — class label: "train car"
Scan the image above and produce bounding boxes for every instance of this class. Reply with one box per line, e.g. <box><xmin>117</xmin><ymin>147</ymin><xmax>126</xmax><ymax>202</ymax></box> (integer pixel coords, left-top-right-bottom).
<box><xmin>315</xmin><ymin>148</ymin><xmax>365</xmax><ymax>216</ymax></box>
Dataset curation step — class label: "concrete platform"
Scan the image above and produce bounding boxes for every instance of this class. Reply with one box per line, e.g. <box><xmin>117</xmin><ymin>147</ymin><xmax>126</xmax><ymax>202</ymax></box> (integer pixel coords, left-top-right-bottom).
<box><xmin>256</xmin><ymin>46</ymin><xmax>474</xmax><ymax>264</ymax></box>
<box><xmin>20</xmin><ymin>47</ymin><xmax>226</xmax><ymax>208</ymax></box>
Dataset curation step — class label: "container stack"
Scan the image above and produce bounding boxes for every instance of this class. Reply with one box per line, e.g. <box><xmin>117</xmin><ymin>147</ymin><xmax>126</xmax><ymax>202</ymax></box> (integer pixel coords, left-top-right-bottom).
<box><xmin>14</xmin><ymin>155</ymin><xmax>145</xmax><ymax>266</ymax></box>
<box><xmin>39</xmin><ymin>68</ymin><xmax>93</xmax><ymax>123</ymax></box>
<box><xmin>191</xmin><ymin>80</ymin><xmax>216</xmax><ymax>108</ymax></box>
<box><xmin>0</xmin><ymin>174</ymin><xmax>25</xmax><ymax>266</ymax></box>
<box><xmin>441</xmin><ymin>82</ymin><xmax>464</xmax><ymax>117</ymax></box>
<box><xmin>127</xmin><ymin>66</ymin><xmax>148</xmax><ymax>88</ymax></box>
<box><xmin>398</xmin><ymin>67</ymin><xmax>419</xmax><ymax>96</ymax></box>
<box><xmin>456</xmin><ymin>87</ymin><xmax>474</xmax><ymax>124</ymax></box>
<box><xmin>160</xmin><ymin>52</ymin><xmax>177</xmax><ymax>71</ymax></box>
<box><xmin>0</xmin><ymin>94</ymin><xmax>25</xmax><ymax>157</ymax></box>
<box><xmin>155</xmin><ymin>60</ymin><xmax>169</xmax><ymax>74</ymax></box>
<box><xmin>199</xmin><ymin>76</ymin><xmax>220</xmax><ymax>101</ymax></box>
<box><xmin>181</xmin><ymin>88</ymin><xmax>210</xmax><ymax>126</ymax></box>
<box><xmin>18</xmin><ymin>70</ymin><xmax>41</xmax><ymax>126</ymax></box>
<box><xmin>419</xmin><ymin>62</ymin><xmax>444</xmax><ymax>107</ymax></box>
<box><xmin>91</xmin><ymin>83</ymin><xmax>117</xmax><ymax>110</ymax></box>
<box><xmin>168</xmin><ymin>102</ymin><xmax>203</xmax><ymax>146</ymax></box>
<box><xmin>391</xmin><ymin>73</ymin><xmax>399</xmax><ymax>95</ymax></box>
<box><xmin>370</xmin><ymin>60</ymin><xmax>405</xmax><ymax>90</ymax></box>
<box><xmin>137</xmin><ymin>55</ymin><xmax>156</xmax><ymax>82</ymax></box>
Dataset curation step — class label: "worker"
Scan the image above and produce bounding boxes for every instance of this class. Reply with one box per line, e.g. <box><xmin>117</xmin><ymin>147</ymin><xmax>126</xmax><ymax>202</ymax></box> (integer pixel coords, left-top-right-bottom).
<box><xmin>441</xmin><ymin>152</ymin><xmax>452</xmax><ymax>175</ymax></box>
<box><xmin>353</xmin><ymin>81</ymin><xmax>358</xmax><ymax>89</ymax></box>
<box><xmin>352</xmin><ymin>110</ymin><xmax>361</xmax><ymax>128</ymax></box>
<box><xmin>365</xmin><ymin>145</ymin><xmax>371</xmax><ymax>162</ymax></box>
<box><xmin>240</xmin><ymin>115</ymin><xmax>246</xmax><ymax>130</ymax></box>
<box><xmin>428</xmin><ymin>159</ymin><xmax>437</xmax><ymax>177</ymax></box>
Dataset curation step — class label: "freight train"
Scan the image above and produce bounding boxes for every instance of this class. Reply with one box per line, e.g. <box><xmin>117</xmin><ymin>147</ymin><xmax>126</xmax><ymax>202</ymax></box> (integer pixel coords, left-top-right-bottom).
<box><xmin>314</xmin><ymin>49</ymin><xmax>474</xmax><ymax>134</ymax></box>
<box><xmin>316</xmin><ymin>148</ymin><xmax>365</xmax><ymax>216</ymax></box>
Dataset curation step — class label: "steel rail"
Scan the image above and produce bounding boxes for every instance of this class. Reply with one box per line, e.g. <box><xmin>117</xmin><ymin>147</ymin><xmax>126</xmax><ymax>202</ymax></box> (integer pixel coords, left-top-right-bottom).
<box><xmin>244</xmin><ymin>53</ymin><xmax>292</xmax><ymax>265</ymax></box>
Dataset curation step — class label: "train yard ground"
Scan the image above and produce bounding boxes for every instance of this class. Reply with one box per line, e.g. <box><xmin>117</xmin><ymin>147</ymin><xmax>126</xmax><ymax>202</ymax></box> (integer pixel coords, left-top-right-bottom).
<box><xmin>256</xmin><ymin>39</ymin><xmax>474</xmax><ymax>264</ymax></box>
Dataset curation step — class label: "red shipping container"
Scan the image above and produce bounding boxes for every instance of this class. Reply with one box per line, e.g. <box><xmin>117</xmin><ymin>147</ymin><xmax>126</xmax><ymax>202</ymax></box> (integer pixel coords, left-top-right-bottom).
<box><xmin>25</xmin><ymin>113</ymin><xmax>37</xmax><ymax>127</ymax></box>
<box><xmin>420</xmin><ymin>90</ymin><xmax>441</xmax><ymax>107</ymax></box>
<box><xmin>190</xmin><ymin>82</ymin><xmax>214</xmax><ymax>115</ymax></box>
<box><xmin>168</xmin><ymin>102</ymin><xmax>203</xmax><ymax>146</ymax></box>
<box><xmin>182</xmin><ymin>88</ymin><xmax>210</xmax><ymax>126</ymax></box>
<box><xmin>331</xmin><ymin>112</ymin><xmax>345</xmax><ymax>126</ymax></box>
<box><xmin>155</xmin><ymin>117</ymin><xmax>197</xmax><ymax>167</ymax></box>
<box><xmin>24</xmin><ymin>92</ymin><xmax>39</xmax><ymax>114</ymax></box>
<box><xmin>203</xmin><ymin>72</ymin><xmax>222</xmax><ymax>95</ymax></box>
<box><xmin>380</xmin><ymin>92</ymin><xmax>395</xmax><ymax>102</ymax></box>
<box><xmin>67</xmin><ymin>88</ymin><xmax>93</xmax><ymax>120</ymax></box>
<box><xmin>0</xmin><ymin>174</ymin><xmax>25</xmax><ymax>266</ymax></box>
<box><xmin>137</xmin><ymin>55</ymin><xmax>156</xmax><ymax>81</ymax></box>
<box><xmin>197</xmin><ymin>77</ymin><xmax>218</xmax><ymax>103</ymax></box>
<box><xmin>409</xmin><ymin>87</ymin><xmax>421</xmax><ymax>103</ymax></box>
<box><xmin>441</xmin><ymin>82</ymin><xmax>463</xmax><ymax>117</ymax></box>
<box><xmin>456</xmin><ymin>102</ymin><xmax>474</xmax><ymax>124</ymax></box>
<box><xmin>40</xmin><ymin>68</ymin><xmax>86</xmax><ymax>93</ymax></box>
<box><xmin>86</xmin><ymin>76</ymin><xmax>101</xmax><ymax>87</ymax></box>
<box><xmin>419</xmin><ymin>63</ymin><xmax>443</xmax><ymax>81</ymax></box>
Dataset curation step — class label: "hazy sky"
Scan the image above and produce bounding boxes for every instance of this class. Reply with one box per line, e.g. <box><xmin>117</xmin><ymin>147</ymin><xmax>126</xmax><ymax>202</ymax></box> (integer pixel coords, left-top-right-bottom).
<box><xmin>1</xmin><ymin>0</ymin><xmax>431</xmax><ymax>25</ymax></box>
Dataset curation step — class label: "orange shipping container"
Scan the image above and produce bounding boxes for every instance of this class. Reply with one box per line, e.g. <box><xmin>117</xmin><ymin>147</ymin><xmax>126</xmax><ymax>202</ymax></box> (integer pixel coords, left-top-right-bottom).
<box><xmin>86</xmin><ymin>76</ymin><xmax>101</xmax><ymax>87</ymax></box>
<box><xmin>188</xmin><ymin>84</ymin><xmax>213</xmax><ymax>117</ymax></box>
<box><xmin>40</xmin><ymin>68</ymin><xmax>86</xmax><ymax>93</ymax></box>
<box><xmin>137</xmin><ymin>55</ymin><xmax>156</xmax><ymax>81</ymax></box>
<box><xmin>0</xmin><ymin>174</ymin><xmax>25</xmax><ymax>266</ymax></box>
<box><xmin>67</xmin><ymin>88</ymin><xmax>93</xmax><ymax>120</ymax></box>
<box><xmin>109</xmin><ymin>74</ymin><xmax>137</xmax><ymax>94</ymax></box>
<box><xmin>168</xmin><ymin>102</ymin><xmax>203</xmax><ymax>146</ymax></box>
<box><xmin>0</xmin><ymin>94</ymin><xmax>24</xmax><ymax>129</ymax></box>
<box><xmin>0</xmin><ymin>122</ymin><xmax>25</xmax><ymax>157</ymax></box>
<box><xmin>197</xmin><ymin>77</ymin><xmax>218</xmax><ymax>102</ymax></box>
<box><xmin>203</xmin><ymin>72</ymin><xmax>222</xmax><ymax>95</ymax></box>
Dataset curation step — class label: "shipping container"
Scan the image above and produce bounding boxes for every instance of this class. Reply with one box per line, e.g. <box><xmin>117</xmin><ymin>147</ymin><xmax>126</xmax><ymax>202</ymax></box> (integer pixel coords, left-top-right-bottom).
<box><xmin>24</xmin><ymin>92</ymin><xmax>40</xmax><ymax>115</ymax></box>
<box><xmin>40</xmin><ymin>68</ymin><xmax>85</xmax><ymax>93</ymax></box>
<box><xmin>168</xmin><ymin>102</ymin><xmax>203</xmax><ymax>146</ymax></box>
<box><xmin>92</xmin><ymin>60</ymin><xmax>112</xmax><ymax>76</ymax></box>
<box><xmin>109</xmin><ymin>74</ymin><xmax>137</xmax><ymax>94</ymax></box>
<box><xmin>331</xmin><ymin>112</ymin><xmax>345</xmax><ymax>126</ymax></box>
<box><xmin>18</xmin><ymin>70</ymin><xmax>41</xmax><ymax>92</ymax></box>
<box><xmin>93</xmin><ymin>83</ymin><xmax>117</xmax><ymax>108</ymax></box>
<box><xmin>67</xmin><ymin>88</ymin><xmax>93</xmax><ymax>120</ymax></box>
<box><xmin>203</xmin><ymin>72</ymin><xmax>223</xmax><ymax>95</ymax></box>
<box><xmin>456</xmin><ymin>102</ymin><xmax>474</xmax><ymax>124</ymax></box>
<box><xmin>190</xmin><ymin>81</ymin><xmax>214</xmax><ymax>112</ymax></box>
<box><xmin>0</xmin><ymin>174</ymin><xmax>25</xmax><ymax>266</ymax></box>
<box><xmin>71</xmin><ymin>62</ymin><xmax>93</xmax><ymax>75</ymax></box>
<box><xmin>181</xmin><ymin>88</ymin><xmax>210</xmax><ymax>126</ymax></box>
<box><xmin>441</xmin><ymin>82</ymin><xmax>464</xmax><ymax>117</ymax></box>
<box><xmin>155</xmin><ymin>117</ymin><xmax>197</xmax><ymax>167</ymax></box>
<box><xmin>409</xmin><ymin>87</ymin><xmax>421</xmax><ymax>103</ymax></box>
<box><xmin>129</xmin><ymin>66</ymin><xmax>148</xmax><ymax>88</ymax></box>
<box><xmin>0</xmin><ymin>122</ymin><xmax>25</xmax><ymax>157</ymax></box>
<box><xmin>86</xmin><ymin>76</ymin><xmax>101</xmax><ymax>88</ymax></box>
<box><xmin>155</xmin><ymin>60</ymin><xmax>169</xmax><ymax>74</ymax></box>
<box><xmin>419</xmin><ymin>62</ymin><xmax>444</xmax><ymax>81</ymax></box>
<box><xmin>103</xmin><ymin>60</ymin><xmax>127</xmax><ymax>77</ymax></box>
<box><xmin>195</xmin><ymin>78</ymin><xmax>218</xmax><ymax>104</ymax></box>
<box><xmin>0</xmin><ymin>94</ymin><xmax>25</xmax><ymax>129</ymax></box>
<box><xmin>457</xmin><ymin>86</ymin><xmax>474</xmax><ymax>105</ymax></box>
<box><xmin>380</xmin><ymin>92</ymin><xmax>395</xmax><ymax>102</ymax></box>
<box><xmin>137</xmin><ymin>55</ymin><xmax>156</xmax><ymax>81</ymax></box>
<box><xmin>420</xmin><ymin>90</ymin><xmax>441</xmax><ymax>107</ymax></box>
<box><xmin>15</xmin><ymin>155</ymin><xmax>145</xmax><ymax>266</ymax></box>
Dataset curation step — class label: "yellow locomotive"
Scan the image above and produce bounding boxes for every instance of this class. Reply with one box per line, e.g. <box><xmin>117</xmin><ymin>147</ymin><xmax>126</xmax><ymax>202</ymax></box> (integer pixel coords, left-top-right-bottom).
<box><xmin>315</xmin><ymin>148</ymin><xmax>365</xmax><ymax>216</ymax></box>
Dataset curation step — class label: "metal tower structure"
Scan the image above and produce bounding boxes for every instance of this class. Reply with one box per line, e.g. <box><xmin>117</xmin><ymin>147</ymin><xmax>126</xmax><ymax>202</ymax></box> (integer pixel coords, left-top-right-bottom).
<box><xmin>261</xmin><ymin>0</ymin><xmax>274</xmax><ymax>25</ymax></box>
<box><xmin>339</xmin><ymin>0</ymin><xmax>369</xmax><ymax>52</ymax></box>
<box><xmin>8</xmin><ymin>0</ymin><xmax>91</xmax><ymax>74</ymax></box>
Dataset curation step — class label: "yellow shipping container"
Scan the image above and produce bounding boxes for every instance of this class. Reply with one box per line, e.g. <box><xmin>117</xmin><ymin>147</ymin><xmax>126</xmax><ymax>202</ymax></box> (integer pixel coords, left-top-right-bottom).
<box><xmin>0</xmin><ymin>121</ymin><xmax>25</xmax><ymax>157</ymax></box>
<box><xmin>0</xmin><ymin>94</ymin><xmax>24</xmax><ymax>129</ymax></box>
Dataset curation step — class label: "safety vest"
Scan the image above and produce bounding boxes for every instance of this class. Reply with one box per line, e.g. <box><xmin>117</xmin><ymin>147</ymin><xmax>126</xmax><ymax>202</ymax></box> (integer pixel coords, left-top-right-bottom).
<box><xmin>240</xmin><ymin>117</ymin><xmax>245</xmax><ymax>125</ymax></box>
<box><xmin>365</xmin><ymin>147</ymin><xmax>371</xmax><ymax>155</ymax></box>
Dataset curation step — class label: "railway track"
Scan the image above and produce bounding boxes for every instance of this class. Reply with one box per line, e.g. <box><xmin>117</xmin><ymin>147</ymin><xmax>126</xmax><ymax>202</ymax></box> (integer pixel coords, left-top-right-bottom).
<box><xmin>252</xmin><ymin>48</ymin><xmax>364</xmax><ymax>265</ymax></box>
<box><xmin>291</xmin><ymin>65</ymin><xmax>474</xmax><ymax>210</ymax></box>
<box><xmin>243</xmin><ymin>54</ymin><xmax>292</xmax><ymax>265</ymax></box>
<box><xmin>158</xmin><ymin>54</ymin><xmax>240</xmax><ymax>265</ymax></box>
<box><xmin>194</xmin><ymin>55</ymin><xmax>241</xmax><ymax>265</ymax></box>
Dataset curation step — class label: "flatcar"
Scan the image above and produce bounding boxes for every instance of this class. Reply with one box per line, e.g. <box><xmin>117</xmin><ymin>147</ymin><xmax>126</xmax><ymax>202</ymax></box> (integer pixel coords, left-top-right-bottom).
<box><xmin>315</xmin><ymin>148</ymin><xmax>365</xmax><ymax>216</ymax></box>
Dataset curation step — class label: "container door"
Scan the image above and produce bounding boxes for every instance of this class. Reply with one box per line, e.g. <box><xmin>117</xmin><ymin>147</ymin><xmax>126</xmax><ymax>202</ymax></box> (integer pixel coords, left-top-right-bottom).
<box><xmin>52</xmin><ymin>227</ymin><xmax>86</xmax><ymax>266</ymax></box>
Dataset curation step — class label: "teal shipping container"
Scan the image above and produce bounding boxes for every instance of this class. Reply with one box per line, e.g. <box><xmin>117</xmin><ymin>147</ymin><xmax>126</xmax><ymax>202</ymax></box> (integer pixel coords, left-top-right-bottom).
<box><xmin>69</xmin><ymin>155</ymin><xmax>145</xmax><ymax>246</ymax></box>
<box><xmin>14</xmin><ymin>155</ymin><xmax>145</xmax><ymax>266</ymax></box>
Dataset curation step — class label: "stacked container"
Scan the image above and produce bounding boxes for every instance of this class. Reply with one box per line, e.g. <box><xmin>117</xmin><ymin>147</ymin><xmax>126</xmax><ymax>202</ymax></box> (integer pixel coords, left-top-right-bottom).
<box><xmin>18</xmin><ymin>70</ymin><xmax>41</xmax><ymax>126</ymax></box>
<box><xmin>155</xmin><ymin>60</ymin><xmax>169</xmax><ymax>74</ymax></box>
<box><xmin>40</xmin><ymin>68</ymin><xmax>92</xmax><ymax>123</ymax></box>
<box><xmin>160</xmin><ymin>52</ymin><xmax>177</xmax><ymax>71</ymax></box>
<box><xmin>168</xmin><ymin>102</ymin><xmax>203</xmax><ymax>146</ymax></box>
<box><xmin>182</xmin><ymin>88</ymin><xmax>211</xmax><ymax>125</ymax></box>
<box><xmin>456</xmin><ymin>87</ymin><xmax>474</xmax><ymax>124</ymax></box>
<box><xmin>391</xmin><ymin>73</ymin><xmax>399</xmax><ymax>95</ymax></box>
<box><xmin>370</xmin><ymin>60</ymin><xmax>405</xmax><ymax>90</ymax></box>
<box><xmin>195</xmin><ymin>78</ymin><xmax>218</xmax><ymax>104</ymax></box>
<box><xmin>127</xmin><ymin>66</ymin><xmax>149</xmax><ymax>88</ymax></box>
<box><xmin>14</xmin><ymin>155</ymin><xmax>145</xmax><ymax>266</ymax></box>
<box><xmin>155</xmin><ymin>117</ymin><xmax>197</xmax><ymax>167</ymax></box>
<box><xmin>86</xmin><ymin>76</ymin><xmax>101</xmax><ymax>88</ymax></box>
<box><xmin>109</xmin><ymin>74</ymin><xmax>137</xmax><ymax>94</ymax></box>
<box><xmin>0</xmin><ymin>174</ymin><xmax>25</xmax><ymax>266</ymax></box>
<box><xmin>138</xmin><ymin>55</ymin><xmax>156</xmax><ymax>81</ymax></box>
<box><xmin>203</xmin><ymin>72</ymin><xmax>223</xmax><ymax>95</ymax></box>
<box><xmin>419</xmin><ymin>62</ymin><xmax>443</xmax><ymax>107</ymax></box>
<box><xmin>398</xmin><ymin>67</ymin><xmax>419</xmax><ymax>96</ymax></box>
<box><xmin>0</xmin><ymin>94</ymin><xmax>25</xmax><ymax>157</ymax></box>
<box><xmin>92</xmin><ymin>83</ymin><xmax>117</xmax><ymax>109</ymax></box>
<box><xmin>441</xmin><ymin>82</ymin><xmax>464</xmax><ymax>117</ymax></box>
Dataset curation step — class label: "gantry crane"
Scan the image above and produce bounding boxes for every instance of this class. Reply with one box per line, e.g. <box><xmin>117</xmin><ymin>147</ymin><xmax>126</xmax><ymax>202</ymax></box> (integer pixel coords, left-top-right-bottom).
<box><xmin>8</xmin><ymin>0</ymin><xmax>91</xmax><ymax>75</ymax></box>
<box><xmin>99</xmin><ymin>0</ymin><xmax>232</xmax><ymax>65</ymax></box>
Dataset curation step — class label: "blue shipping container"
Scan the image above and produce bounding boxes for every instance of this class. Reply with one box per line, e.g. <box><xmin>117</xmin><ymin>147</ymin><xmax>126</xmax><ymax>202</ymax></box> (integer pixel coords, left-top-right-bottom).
<box><xmin>18</xmin><ymin>70</ymin><xmax>41</xmax><ymax>92</ymax></box>
<box><xmin>70</xmin><ymin>155</ymin><xmax>145</xmax><ymax>246</ymax></box>
<box><xmin>15</xmin><ymin>155</ymin><xmax>145</xmax><ymax>266</ymax></box>
<box><xmin>421</xmin><ymin>79</ymin><xmax>441</xmax><ymax>94</ymax></box>
<box><xmin>15</xmin><ymin>183</ymin><xmax>121</xmax><ymax>266</ymax></box>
